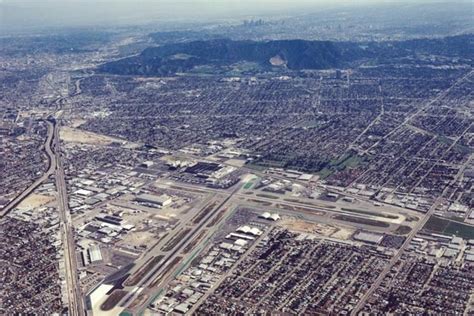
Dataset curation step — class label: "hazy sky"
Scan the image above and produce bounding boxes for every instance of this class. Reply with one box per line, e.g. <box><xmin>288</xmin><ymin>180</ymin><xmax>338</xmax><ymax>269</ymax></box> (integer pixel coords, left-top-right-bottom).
<box><xmin>0</xmin><ymin>0</ymin><xmax>467</xmax><ymax>34</ymax></box>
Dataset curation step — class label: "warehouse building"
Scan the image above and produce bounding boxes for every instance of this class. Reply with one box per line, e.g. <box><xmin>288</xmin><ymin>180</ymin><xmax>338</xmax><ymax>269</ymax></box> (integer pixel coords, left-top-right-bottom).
<box><xmin>353</xmin><ymin>231</ymin><xmax>384</xmax><ymax>245</ymax></box>
<box><xmin>135</xmin><ymin>193</ymin><xmax>172</xmax><ymax>207</ymax></box>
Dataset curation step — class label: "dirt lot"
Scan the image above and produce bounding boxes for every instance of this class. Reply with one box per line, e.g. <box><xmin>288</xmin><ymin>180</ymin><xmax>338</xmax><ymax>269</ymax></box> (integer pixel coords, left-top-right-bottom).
<box><xmin>16</xmin><ymin>193</ymin><xmax>55</xmax><ymax>210</ymax></box>
<box><xmin>279</xmin><ymin>218</ymin><xmax>355</xmax><ymax>240</ymax></box>
<box><xmin>279</xmin><ymin>218</ymin><xmax>336</xmax><ymax>236</ymax></box>
<box><xmin>60</xmin><ymin>126</ymin><xmax>121</xmax><ymax>145</ymax></box>
<box><xmin>330</xmin><ymin>227</ymin><xmax>355</xmax><ymax>240</ymax></box>
<box><xmin>225</xmin><ymin>159</ymin><xmax>246</xmax><ymax>167</ymax></box>
<box><xmin>119</xmin><ymin>231</ymin><xmax>157</xmax><ymax>248</ymax></box>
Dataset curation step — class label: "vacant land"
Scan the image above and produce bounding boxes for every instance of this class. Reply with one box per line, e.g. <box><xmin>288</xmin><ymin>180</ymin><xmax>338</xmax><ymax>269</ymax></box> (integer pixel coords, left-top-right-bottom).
<box><xmin>341</xmin><ymin>208</ymin><xmax>399</xmax><ymax>219</ymax></box>
<box><xmin>125</xmin><ymin>255</ymin><xmax>164</xmax><ymax>286</ymax></box>
<box><xmin>333</xmin><ymin>214</ymin><xmax>390</xmax><ymax>228</ymax></box>
<box><xmin>119</xmin><ymin>231</ymin><xmax>156</xmax><ymax>248</ymax></box>
<box><xmin>192</xmin><ymin>202</ymin><xmax>217</xmax><ymax>224</ymax></box>
<box><xmin>162</xmin><ymin>228</ymin><xmax>192</xmax><ymax>252</ymax></box>
<box><xmin>256</xmin><ymin>194</ymin><xmax>279</xmax><ymax>199</ymax></box>
<box><xmin>60</xmin><ymin>126</ymin><xmax>120</xmax><ymax>145</ymax></box>
<box><xmin>16</xmin><ymin>193</ymin><xmax>54</xmax><ymax>210</ymax></box>
<box><xmin>279</xmin><ymin>219</ymin><xmax>332</xmax><ymax>235</ymax></box>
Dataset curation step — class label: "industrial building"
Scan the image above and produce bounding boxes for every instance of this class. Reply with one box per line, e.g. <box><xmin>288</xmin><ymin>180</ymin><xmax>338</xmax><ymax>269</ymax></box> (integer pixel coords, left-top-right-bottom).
<box><xmin>236</xmin><ymin>225</ymin><xmax>263</xmax><ymax>236</ymax></box>
<box><xmin>82</xmin><ymin>244</ymin><xmax>103</xmax><ymax>266</ymax></box>
<box><xmin>135</xmin><ymin>193</ymin><xmax>172</xmax><ymax>207</ymax></box>
<box><xmin>259</xmin><ymin>212</ymin><xmax>281</xmax><ymax>221</ymax></box>
<box><xmin>353</xmin><ymin>231</ymin><xmax>384</xmax><ymax>244</ymax></box>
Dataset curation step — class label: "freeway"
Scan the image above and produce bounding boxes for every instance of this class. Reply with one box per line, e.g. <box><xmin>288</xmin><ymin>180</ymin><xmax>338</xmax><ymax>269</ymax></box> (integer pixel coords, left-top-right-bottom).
<box><xmin>0</xmin><ymin>120</ymin><xmax>56</xmax><ymax>217</ymax></box>
<box><xmin>1</xmin><ymin>72</ymin><xmax>85</xmax><ymax>316</ymax></box>
<box><xmin>0</xmin><ymin>115</ymin><xmax>85</xmax><ymax>315</ymax></box>
<box><xmin>52</xmin><ymin>118</ymin><xmax>85</xmax><ymax>316</ymax></box>
<box><xmin>45</xmin><ymin>77</ymin><xmax>85</xmax><ymax>315</ymax></box>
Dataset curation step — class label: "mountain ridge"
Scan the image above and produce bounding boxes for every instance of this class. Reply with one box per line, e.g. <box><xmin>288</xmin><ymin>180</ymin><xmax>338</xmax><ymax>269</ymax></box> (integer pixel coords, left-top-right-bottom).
<box><xmin>99</xmin><ymin>35</ymin><xmax>473</xmax><ymax>76</ymax></box>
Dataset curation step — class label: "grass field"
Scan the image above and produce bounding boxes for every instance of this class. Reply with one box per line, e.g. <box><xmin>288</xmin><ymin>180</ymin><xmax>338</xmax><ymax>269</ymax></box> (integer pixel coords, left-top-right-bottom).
<box><xmin>317</xmin><ymin>168</ymin><xmax>333</xmax><ymax>179</ymax></box>
<box><xmin>394</xmin><ymin>225</ymin><xmax>412</xmax><ymax>235</ymax></box>
<box><xmin>243</xmin><ymin>182</ymin><xmax>253</xmax><ymax>190</ymax></box>
<box><xmin>424</xmin><ymin>216</ymin><xmax>474</xmax><ymax>239</ymax></box>
<box><xmin>318</xmin><ymin>152</ymin><xmax>365</xmax><ymax>179</ymax></box>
